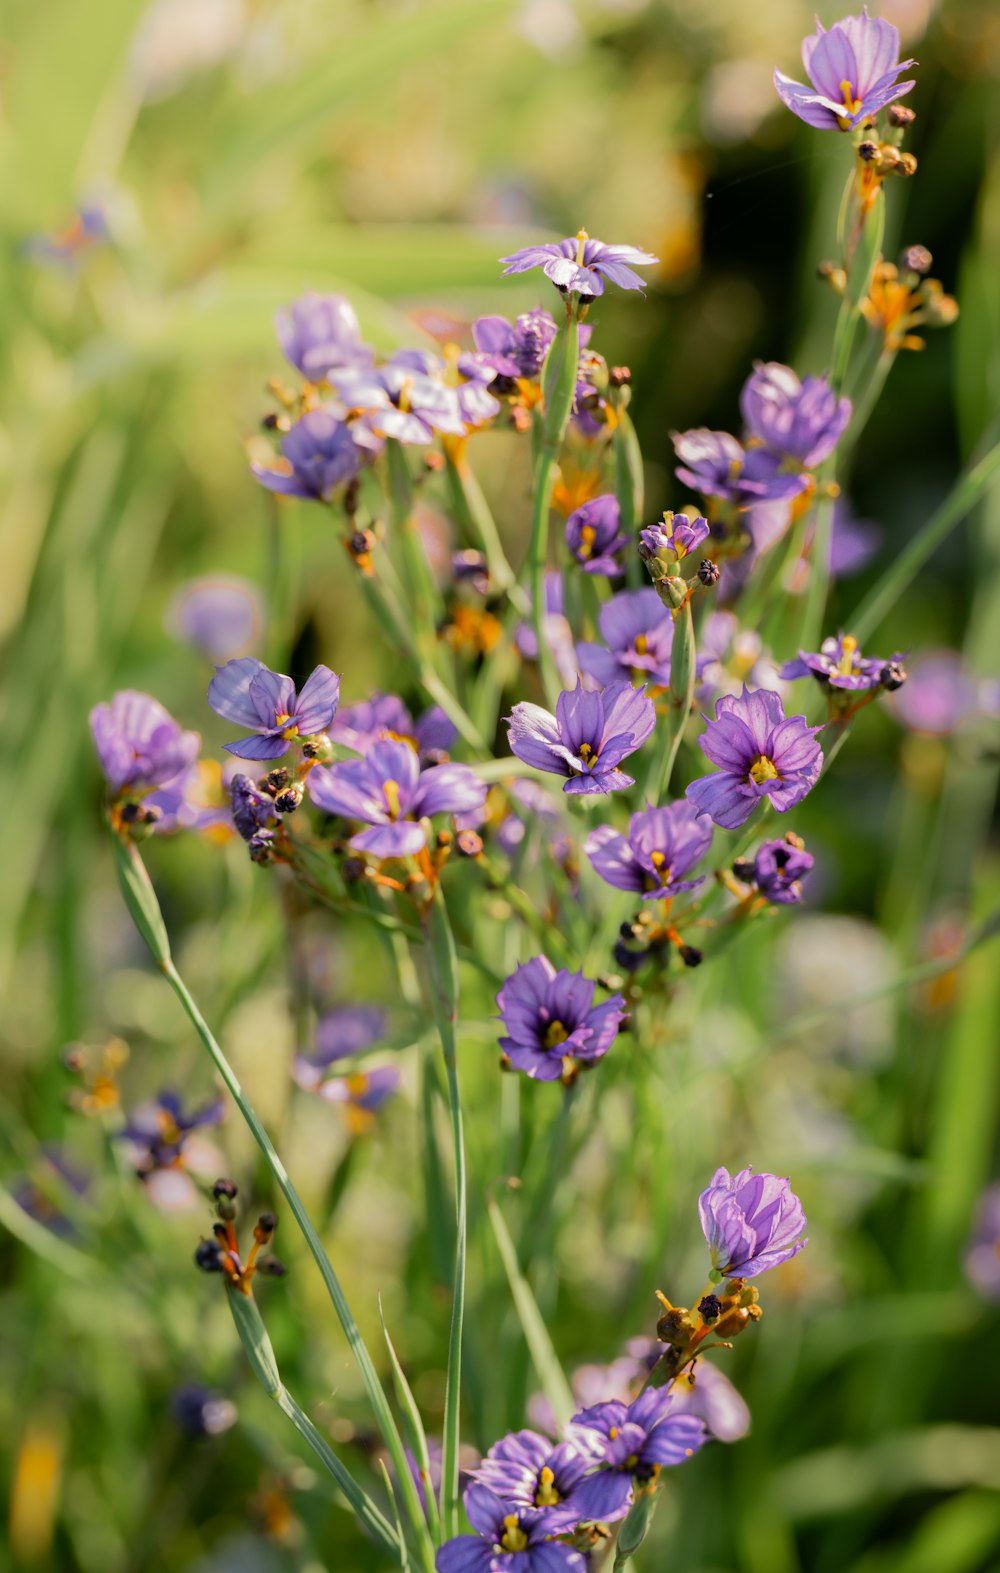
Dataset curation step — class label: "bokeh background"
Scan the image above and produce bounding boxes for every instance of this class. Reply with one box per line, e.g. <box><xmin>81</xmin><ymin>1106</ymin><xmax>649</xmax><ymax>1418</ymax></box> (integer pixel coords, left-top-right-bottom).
<box><xmin>2</xmin><ymin>0</ymin><xmax>1000</xmax><ymax>1570</ymax></box>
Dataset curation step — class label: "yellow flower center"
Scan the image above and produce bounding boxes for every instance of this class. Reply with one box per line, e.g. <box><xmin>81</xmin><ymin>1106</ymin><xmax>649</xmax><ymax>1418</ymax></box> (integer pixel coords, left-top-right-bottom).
<box><xmin>748</xmin><ymin>754</ymin><xmax>780</xmax><ymax>786</ymax></box>
<box><xmin>839</xmin><ymin>80</ymin><xmax>862</xmax><ymax>116</ymax></box>
<box><xmin>838</xmin><ymin>634</ymin><xmax>859</xmax><ymax>676</ymax></box>
<box><xmin>383</xmin><ymin>779</ymin><xmax>402</xmax><ymax>819</ymax></box>
<box><xmin>634</xmin><ymin>634</ymin><xmax>649</xmax><ymax>657</ymax></box>
<box><xmin>578</xmin><ymin>524</ymin><xmax>596</xmax><ymax>560</ymax></box>
<box><xmin>499</xmin><ymin>1517</ymin><xmax>529</xmax><ymax>1553</ymax></box>
<box><xmin>534</xmin><ymin>1466</ymin><xmax>562</xmax><ymax>1507</ymax></box>
<box><xmin>544</xmin><ymin>1020</ymin><xmax>569</xmax><ymax>1050</ymax></box>
<box><xmin>578</xmin><ymin>742</ymin><xmax>597</xmax><ymax>766</ymax></box>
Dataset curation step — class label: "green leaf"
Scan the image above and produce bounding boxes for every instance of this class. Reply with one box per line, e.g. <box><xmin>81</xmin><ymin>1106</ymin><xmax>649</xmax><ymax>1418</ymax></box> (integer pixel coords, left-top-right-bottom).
<box><xmin>110</xmin><ymin>832</ymin><xmax>171</xmax><ymax>967</ymax></box>
<box><xmin>487</xmin><ymin>1194</ymin><xmax>575</xmax><ymax>1433</ymax></box>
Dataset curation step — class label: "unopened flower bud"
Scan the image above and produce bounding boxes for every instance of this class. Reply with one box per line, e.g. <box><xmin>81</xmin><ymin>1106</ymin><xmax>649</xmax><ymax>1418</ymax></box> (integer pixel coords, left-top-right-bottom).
<box><xmin>257</xmin><ymin>1256</ymin><xmax>287</xmax><ymax>1277</ymax></box>
<box><xmin>714</xmin><ymin>1302</ymin><xmax>763</xmax><ymax>1338</ymax></box>
<box><xmin>901</xmin><ymin>245</ymin><xmax>932</xmax><ymax>276</ymax></box>
<box><xmin>678</xmin><ymin>944</ymin><xmax>703</xmax><ymax>968</ymax></box>
<box><xmin>455</xmin><ymin>829</ymin><xmax>483</xmax><ymax>858</ymax></box>
<box><xmin>858</xmin><ymin>140</ymin><xmax>879</xmax><ymax>162</ymax></box>
<box><xmin>301</xmin><ymin>733</ymin><xmax>334</xmax><ymax>763</ymax></box>
<box><xmin>697</xmin><ymin>559</ymin><xmax>721</xmax><ymax>587</ymax></box>
<box><xmin>273</xmin><ymin>785</ymin><xmax>304</xmax><ymax>814</ymax></box>
<box><xmin>880</xmin><ymin>660</ymin><xmax>908</xmax><ymax>691</ymax></box>
<box><xmin>254</xmin><ymin>1212</ymin><xmax>277</xmax><ymax>1244</ymax></box>
<box><xmin>878</xmin><ymin>143</ymin><xmax>903</xmax><ymax>172</ymax></box>
<box><xmin>731</xmin><ymin>858</ymin><xmax>754</xmax><ymax>881</ymax></box>
<box><xmin>213</xmin><ymin>1177</ymin><xmax>239</xmax><ymax>1201</ymax></box>
<box><xmin>887</xmin><ymin>104</ymin><xmax>915</xmax><ymax>127</ymax></box>
<box><xmin>613</xmin><ymin>938</ymin><xmax>647</xmax><ymax>974</ymax></box>
<box><xmin>195</xmin><ymin>1239</ymin><xmax>224</xmax><ymax>1273</ymax></box>
<box><xmin>609</xmin><ymin>366</ymin><xmax>631</xmax><ymax>389</ymax></box>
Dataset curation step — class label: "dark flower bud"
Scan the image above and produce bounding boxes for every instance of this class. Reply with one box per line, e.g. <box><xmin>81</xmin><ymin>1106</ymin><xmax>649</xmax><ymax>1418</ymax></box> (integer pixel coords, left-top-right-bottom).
<box><xmin>698</xmin><ymin>1294</ymin><xmax>722</xmax><ymax>1323</ymax></box>
<box><xmin>887</xmin><ymin>104</ymin><xmax>915</xmax><ymax>127</ymax></box>
<box><xmin>342</xmin><ymin>856</ymin><xmax>366</xmax><ymax>884</ymax></box>
<box><xmin>248</xmin><ymin>830</ymin><xmax>276</xmax><ymax>865</ymax></box>
<box><xmin>257</xmin><ymin>1256</ymin><xmax>287</xmax><ymax>1277</ymax></box>
<box><xmin>455</xmin><ymin>829</ymin><xmax>483</xmax><ymax>858</ymax></box>
<box><xmin>254</xmin><ymin>1212</ymin><xmax>277</xmax><ymax>1244</ymax></box>
<box><xmin>609</xmin><ymin>366</ymin><xmax>632</xmax><ymax>389</ymax></box>
<box><xmin>350</xmin><ymin>528</ymin><xmax>376</xmax><ymax>558</ymax></box>
<box><xmin>902</xmin><ymin>245</ymin><xmax>932</xmax><ymax>276</ymax></box>
<box><xmin>273</xmin><ymin>785</ymin><xmax>304</xmax><ymax>814</ymax></box>
<box><xmin>697</xmin><ymin>559</ymin><xmax>721</xmax><ymax>587</ymax></box>
<box><xmin>262</xmin><ymin>769</ymin><xmax>290</xmax><ymax>797</ymax></box>
<box><xmin>880</xmin><ymin>660</ymin><xmax>907</xmax><ymax>691</ymax></box>
<box><xmin>195</xmin><ymin>1239</ymin><xmax>224</xmax><ymax>1273</ymax></box>
<box><xmin>858</xmin><ymin>140</ymin><xmax>879</xmax><ymax>162</ymax></box>
<box><xmin>731</xmin><ymin>858</ymin><xmax>754</xmax><ymax>881</ymax></box>
<box><xmin>678</xmin><ymin>945</ymin><xmax>703</xmax><ymax>968</ymax></box>
<box><xmin>213</xmin><ymin>1178</ymin><xmax>239</xmax><ymax>1201</ymax></box>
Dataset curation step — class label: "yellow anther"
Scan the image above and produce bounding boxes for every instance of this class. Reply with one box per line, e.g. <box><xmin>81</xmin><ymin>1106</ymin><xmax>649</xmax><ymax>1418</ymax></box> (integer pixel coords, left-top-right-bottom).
<box><xmin>500</xmin><ymin>1517</ymin><xmax>529</xmax><ymax>1553</ymax></box>
<box><xmin>575</xmin><ymin>228</ymin><xmax>590</xmax><ymax>267</ymax></box>
<box><xmin>544</xmin><ymin>1020</ymin><xmax>569</xmax><ymax>1050</ymax></box>
<box><xmin>346</xmin><ymin>1073</ymin><xmax>370</xmax><ymax>1099</ymax></box>
<box><xmin>578</xmin><ymin>742</ymin><xmax>596</xmax><ymax>765</ymax></box>
<box><xmin>274</xmin><ymin>712</ymin><xmax>291</xmax><ymax>726</ymax></box>
<box><xmin>838</xmin><ymin>634</ymin><xmax>859</xmax><ymax>676</ymax></box>
<box><xmin>748</xmin><ymin>754</ymin><xmax>780</xmax><ymax>786</ymax></box>
<box><xmin>608</xmin><ymin>1426</ymin><xmax>618</xmax><ymax>1441</ymax></box>
<box><xmin>578</xmin><ymin>523</ymin><xmax>596</xmax><ymax>560</ymax></box>
<box><xmin>634</xmin><ymin>634</ymin><xmax>649</xmax><ymax>657</ymax></box>
<box><xmin>839</xmin><ymin>80</ymin><xmax>862</xmax><ymax>116</ymax></box>
<box><xmin>383</xmin><ymin>779</ymin><xmax>402</xmax><ymax>819</ymax></box>
<box><xmin>535</xmin><ymin>1467</ymin><xmax>562</xmax><ymax>1507</ymax></box>
<box><xmin>650</xmin><ymin>849</ymin><xmax>666</xmax><ymax>869</ymax></box>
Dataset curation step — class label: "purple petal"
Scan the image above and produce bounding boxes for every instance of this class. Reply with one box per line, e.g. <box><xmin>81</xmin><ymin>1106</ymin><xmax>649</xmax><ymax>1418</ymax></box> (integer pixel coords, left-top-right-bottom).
<box><xmin>208</xmin><ymin>658</ymin><xmax>269</xmax><ymax>727</ymax></box>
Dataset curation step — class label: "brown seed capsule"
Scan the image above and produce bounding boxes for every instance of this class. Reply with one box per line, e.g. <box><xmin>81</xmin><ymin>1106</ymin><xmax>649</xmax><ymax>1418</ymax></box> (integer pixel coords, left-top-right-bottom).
<box><xmin>887</xmin><ymin>104</ymin><xmax>915</xmax><ymax>128</ymax></box>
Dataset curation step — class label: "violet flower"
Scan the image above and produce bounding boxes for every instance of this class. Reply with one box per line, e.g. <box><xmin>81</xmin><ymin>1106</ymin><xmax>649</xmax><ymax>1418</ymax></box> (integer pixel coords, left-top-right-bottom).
<box><xmin>334</xmin><ymin>355</ymin><xmax>498</xmax><ymax>445</ymax></box>
<box><xmin>639</xmin><ymin>515</ymin><xmax>711</xmax><ymax>566</ymax></box>
<box><xmin>565</xmin><ymin>495</ymin><xmax>628</xmax><ymax>577</ymax></box>
<box><xmin>251</xmin><ymin>409</ymin><xmax>378</xmax><ymax>500</ymax></box>
<box><xmin>686</xmin><ymin>685</ymin><xmax>823</xmax><ymax>830</ymax></box>
<box><xmin>470</xmin><ymin>1430</ymin><xmax>628</xmax><ymax>1528</ymax></box>
<box><xmin>167</xmin><ymin>575</ymin><xmax>264</xmax><ymax>664</ymax></box>
<box><xmin>507</xmin><ymin>681</ymin><xmax>656</xmax><ymax>796</ymax></box>
<box><xmin>673</xmin><ymin>429</ymin><xmax>808</xmax><ymax>507</ymax></box>
<box><xmin>500</xmin><ymin>233</ymin><xmax>658</xmax><ymax>297</ymax></box>
<box><xmin>774</xmin><ymin>10</ymin><xmax>916</xmax><ymax>132</ymax></box>
<box><xmin>461</xmin><ymin>309</ymin><xmax>558</xmax><ymax>388</ymax></box>
<box><xmin>292</xmin><ymin>1005</ymin><xmax>388</xmax><ymax>1094</ymax></box>
<box><xmin>90</xmin><ymin>691</ymin><xmax>201</xmax><ymax>793</ymax></box>
<box><xmin>891</xmin><ymin>651</ymin><xmax>981</xmax><ymax>736</ymax></box>
<box><xmin>669</xmin><ymin>1363</ymin><xmax>751</xmax><ymax>1444</ymax></box>
<box><xmin>330</xmin><ymin>693</ymin><xmax>457</xmax><ymax>765</ymax></box>
<box><xmin>308</xmin><ymin>738</ymin><xmax>486</xmax><ymax>857</ymax></box>
<box><xmin>577</xmin><ymin>590</ymin><xmax>674</xmax><ymax>689</ymax></box>
<box><xmin>964</xmin><ymin>1182</ymin><xmax>1000</xmax><ymax>1302</ymax></box>
<box><xmin>748</xmin><ymin>837</ymin><xmax>814</xmax><ymax>904</ymax></box>
<box><xmin>120</xmin><ymin>1091</ymin><xmax>225</xmax><ymax>1212</ymax></box>
<box><xmin>275</xmin><ymin>293</ymin><xmax>373</xmax><ymax>379</ymax></box>
<box><xmin>781</xmin><ymin>634</ymin><xmax>905</xmax><ymax>693</ymax></box>
<box><xmin>208</xmin><ymin>657</ymin><xmax>340</xmax><ymax>760</ymax></box>
<box><xmin>698</xmin><ymin>1166</ymin><xmax>808</xmax><ymax>1278</ymax></box>
<box><xmin>497</xmin><ymin>956</ymin><xmax>626</xmax><ymax>1081</ymax></box>
<box><xmin>585</xmin><ymin>801</ymin><xmax>714</xmax><ymax>899</ymax></box>
<box><xmin>740</xmin><ymin>363</ymin><xmax>851</xmax><ymax>469</ymax></box>
<box><xmin>566</xmin><ymin>1388</ymin><xmax>708</xmax><ymax>1518</ymax></box>
<box><xmin>436</xmin><ymin>1486</ymin><xmax>585</xmax><ymax>1573</ymax></box>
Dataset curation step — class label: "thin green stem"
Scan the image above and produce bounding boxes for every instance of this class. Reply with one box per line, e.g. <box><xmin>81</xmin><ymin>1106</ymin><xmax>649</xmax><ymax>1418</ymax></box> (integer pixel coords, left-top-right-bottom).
<box><xmin>444</xmin><ymin>449</ymin><xmax>527</xmax><ymax>611</ymax></box>
<box><xmin>528</xmin><ymin>446</ymin><xmax>563</xmax><ymax>708</ymax></box>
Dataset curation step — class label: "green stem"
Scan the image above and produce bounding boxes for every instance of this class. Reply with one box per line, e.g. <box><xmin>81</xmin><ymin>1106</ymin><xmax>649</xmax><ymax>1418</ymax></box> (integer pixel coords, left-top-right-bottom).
<box><xmin>444</xmin><ymin>449</ymin><xmax>527</xmax><ymax>611</ymax></box>
<box><xmin>528</xmin><ymin>446</ymin><xmax>563</xmax><ymax>709</ymax></box>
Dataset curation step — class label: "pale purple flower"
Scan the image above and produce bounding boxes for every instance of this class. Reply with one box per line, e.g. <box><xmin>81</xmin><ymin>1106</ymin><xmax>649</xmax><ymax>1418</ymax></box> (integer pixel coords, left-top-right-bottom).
<box><xmin>120</xmin><ymin>1091</ymin><xmax>225</xmax><ymax>1212</ymax></box>
<box><xmin>639</xmin><ymin>515</ymin><xmax>711</xmax><ymax>566</ymax></box>
<box><xmin>170</xmin><ymin>1385</ymin><xmax>238</xmax><ymax>1439</ymax></box>
<box><xmin>461</xmin><ymin>309</ymin><xmax>558</xmax><ymax>387</ymax></box>
<box><xmin>964</xmin><ymin>1182</ymin><xmax>1000</xmax><ymax>1302</ymax></box>
<box><xmin>565</xmin><ymin>495</ymin><xmax>628</xmax><ymax>577</ymax></box>
<box><xmin>334</xmin><ymin>355</ymin><xmax>498</xmax><ymax>446</ymax></box>
<box><xmin>698</xmin><ymin>1165</ymin><xmax>808</xmax><ymax>1278</ymax></box>
<box><xmin>686</xmin><ymin>685</ymin><xmax>823</xmax><ymax>830</ymax></box>
<box><xmin>774</xmin><ymin>9</ymin><xmax>916</xmax><ymax>132</ymax></box>
<box><xmin>748</xmin><ymin>837</ymin><xmax>814</xmax><ymax>904</ymax></box>
<box><xmin>436</xmin><ymin>1486</ymin><xmax>585</xmax><ymax>1573</ymax></box>
<box><xmin>669</xmin><ymin>1363</ymin><xmax>751</xmax><ymax>1443</ymax></box>
<box><xmin>330</xmin><ymin>693</ymin><xmax>456</xmax><ymax>765</ymax></box>
<box><xmin>696</xmin><ymin>613</ymin><xmax>785</xmax><ymax>706</ymax></box>
<box><xmin>577</xmin><ymin>590</ymin><xmax>674</xmax><ymax>689</ymax></box>
<box><xmin>827</xmin><ymin>498</ymin><xmax>882</xmax><ymax>577</ymax></box>
<box><xmin>90</xmin><ymin>691</ymin><xmax>201</xmax><ymax>793</ymax></box>
<box><xmin>470</xmin><ymin>1430</ymin><xmax>628</xmax><ymax>1528</ymax></box>
<box><xmin>275</xmin><ymin>293</ymin><xmax>373</xmax><ymax>379</ymax></box>
<box><xmin>585</xmin><ymin>802</ymin><xmax>713</xmax><ymax>899</ymax></box>
<box><xmin>516</xmin><ymin>572</ymin><xmax>579</xmax><ymax>688</ymax></box>
<box><xmin>167</xmin><ymin>575</ymin><xmax>264</xmax><ymax>663</ymax></box>
<box><xmin>566</xmin><ymin>1388</ymin><xmax>708</xmax><ymax>1517</ymax></box>
<box><xmin>890</xmin><ymin>652</ymin><xmax>980</xmax><ymax>735</ymax></box>
<box><xmin>507</xmin><ymin>681</ymin><xmax>656</xmax><ymax>796</ymax></box>
<box><xmin>673</xmin><ymin>429</ymin><xmax>809</xmax><ymax>508</ymax></box>
<box><xmin>780</xmin><ymin>634</ymin><xmax>903</xmax><ymax>692</ymax></box>
<box><xmin>740</xmin><ymin>363</ymin><xmax>851</xmax><ymax>468</ymax></box>
<box><xmin>293</xmin><ymin>1005</ymin><xmax>388</xmax><ymax>1096</ymax></box>
<box><xmin>209</xmin><ymin>658</ymin><xmax>340</xmax><ymax>760</ymax></box>
<box><xmin>497</xmin><ymin>956</ymin><xmax>625</xmax><ymax>1081</ymax></box>
<box><xmin>251</xmin><ymin>408</ymin><xmax>379</xmax><ymax>500</ymax></box>
<box><xmin>308</xmin><ymin>738</ymin><xmax>486</xmax><ymax>857</ymax></box>
<box><xmin>500</xmin><ymin>234</ymin><xmax>658</xmax><ymax>297</ymax></box>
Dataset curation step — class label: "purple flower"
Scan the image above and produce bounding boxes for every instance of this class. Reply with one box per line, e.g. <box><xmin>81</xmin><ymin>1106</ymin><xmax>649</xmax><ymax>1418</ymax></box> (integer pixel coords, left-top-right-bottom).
<box><xmin>964</xmin><ymin>1182</ymin><xmax>1000</xmax><ymax>1302</ymax></box>
<box><xmin>577</xmin><ymin>591</ymin><xmax>674</xmax><ymax>689</ymax></box>
<box><xmin>565</xmin><ymin>495</ymin><xmax>628</xmax><ymax>577</ymax></box>
<box><xmin>585</xmin><ymin>802</ymin><xmax>713</xmax><ymax>899</ymax></box>
<box><xmin>167</xmin><ymin>576</ymin><xmax>264</xmax><ymax>663</ymax></box>
<box><xmin>566</xmin><ymin>1388</ymin><xmax>708</xmax><ymax>1518</ymax></box>
<box><xmin>293</xmin><ymin>1005</ymin><xmax>388</xmax><ymax>1093</ymax></box>
<box><xmin>229</xmin><ymin>773</ymin><xmax>277</xmax><ymax>841</ymax></box>
<box><xmin>639</xmin><ymin>515</ymin><xmax>710</xmax><ymax>566</ymax></box>
<box><xmin>673</xmin><ymin>429</ymin><xmax>809</xmax><ymax>508</ymax></box>
<box><xmin>827</xmin><ymin>498</ymin><xmax>882</xmax><ymax>578</ymax></box>
<box><xmin>251</xmin><ymin>408</ymin><xmax>378</xmax><ymax>500</ymax></box>
<box><xmin>120</xmin><ymin>1091</ymin><xmax>226</xmax><ymax>1212</ymax></box>
<box><xmin>470</xmin><ymin>1430</ymin><xmax>628</xmax><ymax>1529</ymax></box>
<box><xmin>890</xmin><ymin>651</ymin><xmax>980</xmax><ymax>736</ymax></box>
<box><xmin>516</xmin><ymin>572</ymin><xmax>579</xmax><ymax>688</ymax></box>
<box><xmin>170</xmin><ymin>1385</ymin><xmax>238</xmax><ymax>1439</ymax></box>
<box><xmin>686</xmin><ymin>686</ymin><xmax>823</xmax><ymax>830</ymax></box>
<box><xmin>780</xmin><ymin>633</ymin><xmax>902</xmax><ymax>692</ymax></box>
<box><xmin>436</xmin><ymin>1486</ymin><xmax>585</xmax><ymax>1573</ymax></box>
<box><xmin>308</xmin><ymin>738</ymin><xmax>486</xmax><ymax>857</ymax></box>
<box><xmin>461</xmin><ymin>309</ymin><xmax>558</xmax><ymax>387</ymax></box>
<box><xmin>208</xmin><ymin>658</ymin><xmax>340</xmax><ymax>760</ymax></box>
<box><xmin>698</xmin><ymin>1166</ymin><xmax>808</xmax><ymax>1278</ymax></box>
<box><xmin>334</xmin><ymin>356</ymin><xmax>498</xmax><ymax>445</ymax></box>
<box><xmin>497</xmin><ymin>956</ymin><xmax>626</xmax><ymax>1081</ymax></box>
<box><xmin>740</xmin><ymin>363</ymin><xmax>851</xmax><ymax>469</ymax></box>
<box><xmin>500</xmin><ymin>233</ymin><xmax>658</xmax><ymax>298</ymax></box>
<box><xmin>90</xmin><ymin>691</ymin><xmax>201</xmax><ymax>793</ymax></box>
<box><xmin>275</xmin><ymin>293</ymin><xmax>373</xmax><ymax>379</ymax></box>
<box><xmin>669</xmin><ymin>1363</ymin><xmax>751</xmax><ymax>1444</ymax></box>
<box><xmin>507</xmin><ymin>681</ymin><xmax>656</xmax><ymax>796</ymax></box>
<box><xmin>749</xmin><ymin>837</ymin><xmax>814</xmax><ymax>904</ymax></box>
<box><xmin>330</xmin><ymin>693</ymin><xmax>457</xmax><ymax>765</ymax></box>
<box><xmin>297</xmin><ymin>1064</ymin><xmax>401</xmax><ymax>1123</ymax></box>
<box><xmin>774</xmin><ymin>9</ymin><xmax>916</xmax><ymax>132</ymax></box>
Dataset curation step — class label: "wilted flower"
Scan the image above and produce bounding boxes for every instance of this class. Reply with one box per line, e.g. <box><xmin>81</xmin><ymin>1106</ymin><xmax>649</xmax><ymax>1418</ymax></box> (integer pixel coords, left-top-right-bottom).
<box><xmin>497</xmin><ymin>956</ymin><xmax>625</xmax><ymax>1081</ymax></box>
<box><xmin>251</xmin><ymin>409</ymin><xmax>379</xmax><ymax>500</ymax></box>
<box><xmin>698</xmin><ymin>1166</ymin><xmax>808</xmax><ymax>1278</ymax></box>
<box><xmin>229</xmin><ymin>773</ymin><xmax>277</xmax><ymax>842</ymax></box>
<box><xmin>208</xmin><ymin>658</ymin><xmax>340</xmax><ymax>760</ymax></box>
<box><xmin>436</xmin><ymin>1486</ymin><xmax>585</xmax><ymax>1573</ymax></box>
<box><xmin>585</xmin><ymin>802</ymin><xmax>714</xmax><ymax>898</ymax></box>
<box><xmin>740</xmin><ymin>364</ymin><xmax>851</xmax><ymax>468</ymax></box>
<box><xmin>565</xmin><ymin>495</ymin><xmax>628</xmax><ymax>577</ymax></box>
<box><xmin>964</xmin><ymin>1182</ymin><xmax>1000</xmax><ymax>1302</ymax></box>
<box><xmin>461</xmin><ymin>309</ymin><xmax>558</xmax><ymax>386</ymax></box>
<box><xmin>330</xmin><ymin>693</ymin><xmax>456</xmax><ymax>765</ymax></box>
<box><xmin>686</xmin><ymin>686</ymin><xmax>823</xmax><ymax>830</ymax></box>
<box><xmin>167</xmin><ymin>575</ymin><xmax>264</xmax><ymax>663</ymax></box>
<box><xmin>567</xmin><ymin>1389</ymin><xmax>708</xmax><ymax>1516</ymax></box>
<box><xmin>308</xmin><ymin>738</ymin><xmax>486</xmax><ymax>856</ymax></box>
<box><xmin>576</xmin><ymin>590</ymin><xmax>674</xmax><ymax>689</ymax></box>
<box><xmin>500</xmin><ymin>233</ymin><xmax>658</xmax><ymax>297</ymax></box>
<box><xmin>120</xmin><ymin>1091</ymin><xmax>226</xmax><ymax>1212</ymax></box>
<box><xmin>507</xmin><ymin>681</ymin><xmax>655</xmax><ymax>795</ymax></box>
<box><xmin>90</xmin><ymin>691</ymin><xmax>201</xmax><ymax>793</ymax></box>
<box><xmin>469</xmin><ymin>1430</ymin><xmax>628</xmax><ymax>1527</ymax></box>
<box><xmin>748</xmin><ymin>837</ymin><xmax>814</xmax><ymax>904</ymax></box>
<box><xmin>774</xmin><ymin>10</ymin><xmax>916</xmax><ymax>132</ymax></box>
<box><xmin>275</xmin><ymin>293</ymin><xmax>373</xmax><ymax>380</ymax></box>
<box><xmin>781</xmin><ymin>633</ymin><xmax>902</xmax><ymax>692</ymax></box>
<box><xmin>673</xmin><ymin>429</ymin><xmax>809</xmax><ymax>507</ymax></box>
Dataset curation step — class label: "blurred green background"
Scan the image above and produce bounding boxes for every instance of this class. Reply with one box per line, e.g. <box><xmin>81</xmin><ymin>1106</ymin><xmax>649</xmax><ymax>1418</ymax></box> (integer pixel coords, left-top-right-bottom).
<box><xmin>2</xmin><ymin>0</ymin><xmax>999</xmax><ymax>1570</ymax></box>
